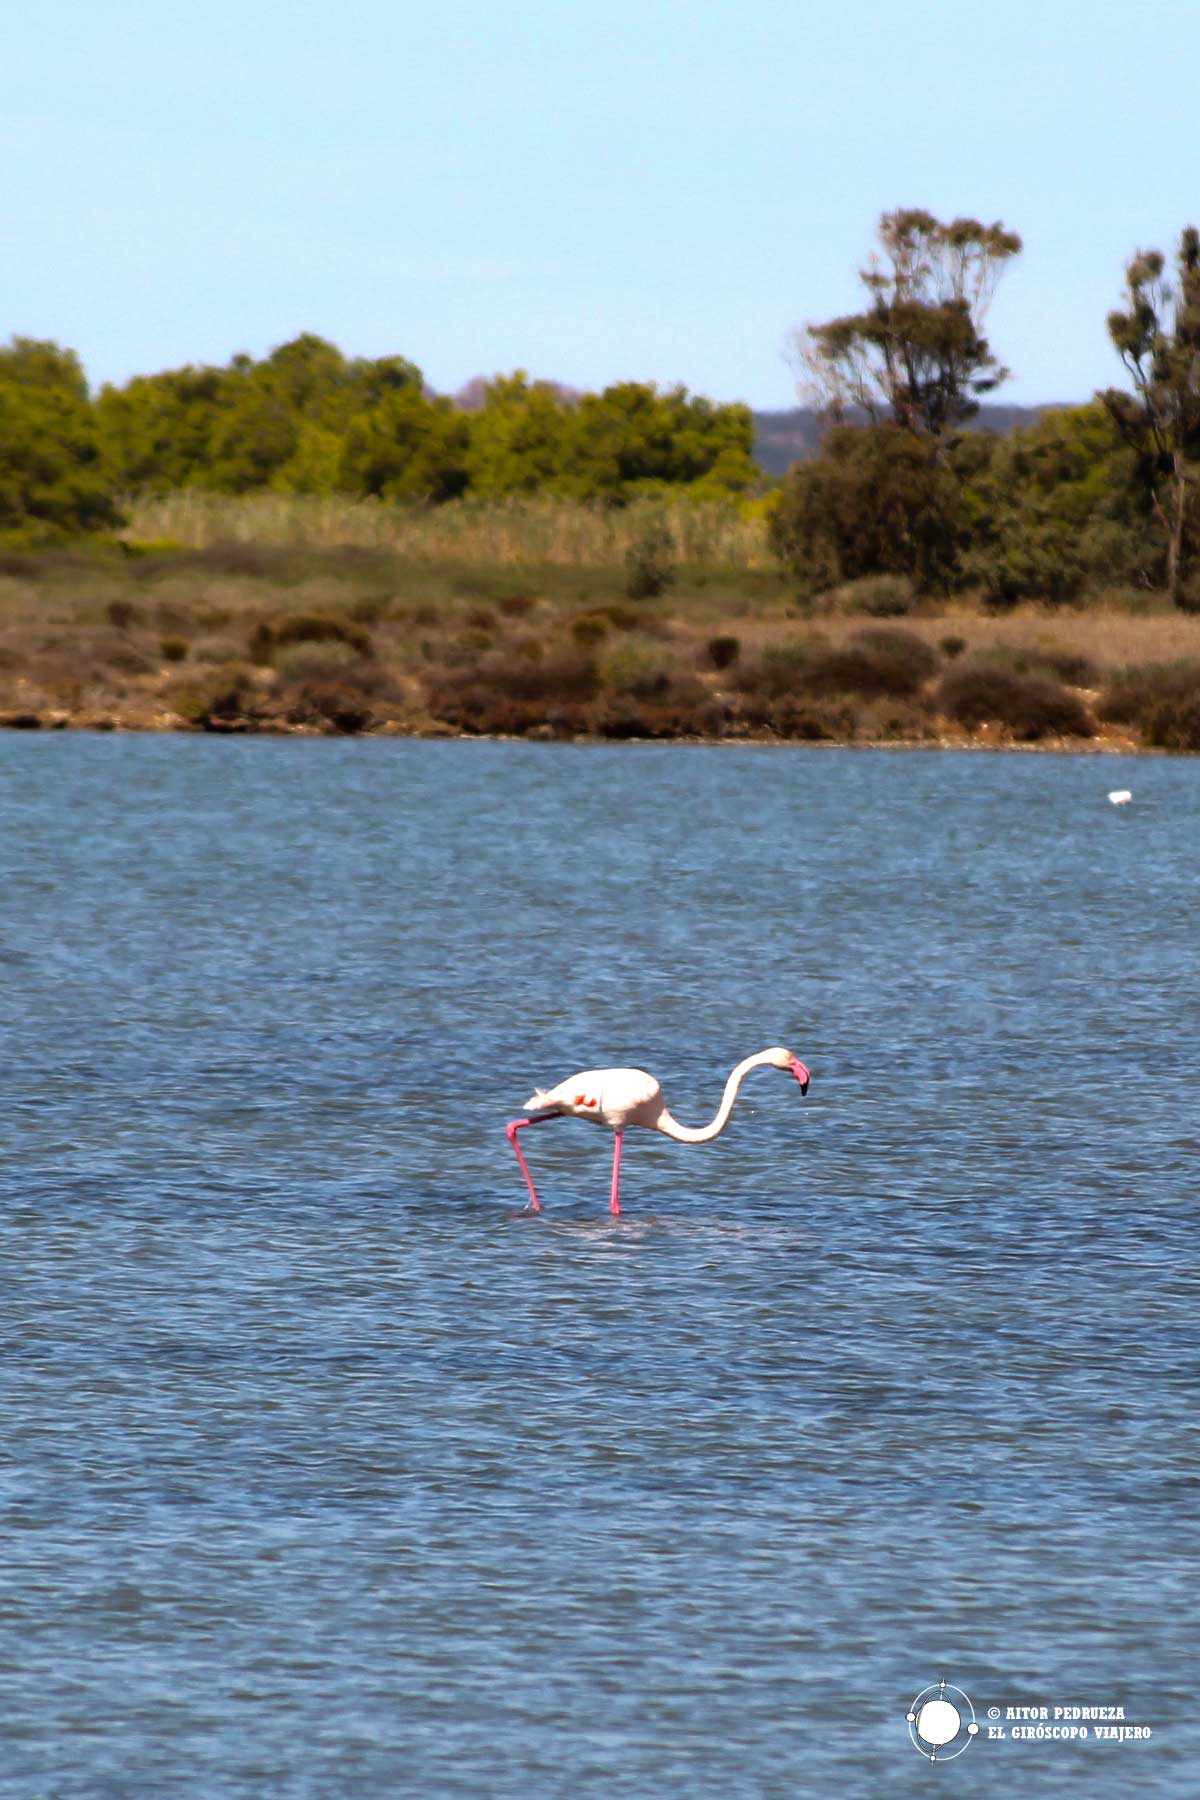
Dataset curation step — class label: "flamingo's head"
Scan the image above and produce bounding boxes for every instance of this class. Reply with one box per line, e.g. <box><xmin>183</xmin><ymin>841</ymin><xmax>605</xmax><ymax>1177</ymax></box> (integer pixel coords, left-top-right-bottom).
<box><xmin>767</xmin><ymin>1046</ymin><xmax>810</xmax><ymax>1095</ymax></box>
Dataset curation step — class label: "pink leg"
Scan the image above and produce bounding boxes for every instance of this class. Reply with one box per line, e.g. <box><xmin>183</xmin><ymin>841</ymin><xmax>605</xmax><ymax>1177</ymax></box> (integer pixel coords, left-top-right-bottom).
<box><xmin>506</xmin><ymin>1115</ymin><xmax>555</xmax><ymax>1211</ymax></box>
<box><xmin>610</xmin><ymin>1131</ymin><xmax>623</xmax><ymax>1216</ymax></box>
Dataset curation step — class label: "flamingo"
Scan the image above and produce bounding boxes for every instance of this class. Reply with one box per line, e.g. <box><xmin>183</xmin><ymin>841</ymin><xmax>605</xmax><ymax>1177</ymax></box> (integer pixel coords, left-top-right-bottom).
<box><xmin>505</xmin><ymin>1046</ymin><xmax>810</xmax><ymax>1215</ymax></box>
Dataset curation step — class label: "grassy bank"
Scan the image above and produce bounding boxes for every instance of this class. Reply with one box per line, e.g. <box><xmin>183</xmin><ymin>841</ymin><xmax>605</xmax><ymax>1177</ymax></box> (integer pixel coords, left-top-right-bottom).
<box><xmin>2</xmin><ymin>497</ymin><xmax>1200</xmax><ymax>750</ymax></box>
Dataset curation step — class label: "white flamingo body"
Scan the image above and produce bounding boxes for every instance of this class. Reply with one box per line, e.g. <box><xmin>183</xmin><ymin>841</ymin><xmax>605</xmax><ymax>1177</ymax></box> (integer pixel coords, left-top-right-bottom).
<box><xmin>507</xmin><ymin>1047</ymin><xmax>810</xmax><ymax>1214</ymax></box>
<box><xmin>524</xmin><ymin>1068</ymin><xmax>665</xmax><ymax>1133</ymax></box>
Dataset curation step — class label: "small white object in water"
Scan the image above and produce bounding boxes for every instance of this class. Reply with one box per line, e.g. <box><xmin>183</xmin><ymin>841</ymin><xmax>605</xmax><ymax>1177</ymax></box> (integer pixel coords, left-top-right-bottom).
<box><xmin>1108</xmin><ymin>789</ymin><xmax>1132</xmax><ymax>806</ymax></box>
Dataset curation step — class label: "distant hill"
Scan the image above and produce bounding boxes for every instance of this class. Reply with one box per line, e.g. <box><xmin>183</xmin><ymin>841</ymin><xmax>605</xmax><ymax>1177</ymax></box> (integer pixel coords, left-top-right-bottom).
<box><xmin>751</xmin><ymin>402</ymin><xmax>1069</xmax><ymax>476</ymax></box>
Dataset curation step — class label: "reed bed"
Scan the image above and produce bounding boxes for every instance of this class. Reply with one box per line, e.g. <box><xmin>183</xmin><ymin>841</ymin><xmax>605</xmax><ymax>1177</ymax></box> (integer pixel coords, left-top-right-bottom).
<box><xmin>123</xmin><ymin>492</ymin><xmax>773</xmax><ymax>569</ymax></box>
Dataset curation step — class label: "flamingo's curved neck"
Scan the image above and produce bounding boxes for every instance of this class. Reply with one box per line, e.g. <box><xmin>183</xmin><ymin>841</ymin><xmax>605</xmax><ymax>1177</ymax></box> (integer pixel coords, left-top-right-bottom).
<box><xmin>654</xmin><ymin>1051</ymin><xmax>780</xmax><ymax>1144</ymax></box>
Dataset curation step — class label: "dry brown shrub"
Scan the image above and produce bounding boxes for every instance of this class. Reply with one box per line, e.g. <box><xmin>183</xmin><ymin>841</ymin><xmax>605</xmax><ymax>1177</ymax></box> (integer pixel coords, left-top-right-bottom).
<box><xmin>425</xmin><ymin>687</ymin><xmax>556</xmax><ymax>735</ymax></box>
<box><xmin>285</xmin><ymin>682</ymin><xmax>375</xmax><ymax>733</ymax></box>
<box><xmin>735</xmin><ymin>628</ymin><xmax>934</xmax><ymax>702</ymax></box>
<box><xmin>976</xmin><ymin>643</ymin><xmax>1097</xmax><ymax>686</ymax></box>
<box><xmin>100</xmin><ymin>637</ymin><xmax>155</xmax><ymax>675</ymax></box>
<box><xmin>1100</xmin><ymin>662</ymin><xmax>1200</xmax><ymax>749</ymax></box>
<box><xmin>736</xmin><ymin>691</ymin><xmax>857</xmax><ymax>739</ymax></box>
<box><xmin>571</xmin><ymin>613</ymin><xmax>609</xmax><ymax>647</ymax></box>
<box><xmin>426</xmin><ymin>651</ymin><xmax>599</xmax><ymax>731</ymax></box>
<box><xmin>846</xmin><ymin>627</ymin><xmax>939</xmax><ymax>688</ymax></box>
<box><xmin>497</xmin><ymin>592</ymin><xmax>538</xmax><ymax>617</ymax></box>
<box><xmin>1099</xmin><ymin>661</ymin><xmax>1200</xmax><ymax>722</ymax></box>
<box><xmin>938</xmin><ymin>663</ymin><xmax>1094</xmax><ymax>739</ymax></box>
<box><xmin>597</xmin><ymin>601</ymin><xmax>642</xmax><ymax>630</ymax></box>
<box><xmin>271</xmin><ymin>613</ymin><xmax>374</xmax><ymax>658</ymax></box>
<box><xmin>735</xmin><ymin>639</ymin><xmax>818</xmax><ymax>699</ymax></box>
<box><xmin>707</xmin><ymin>635</ymin><xmax>741</xmax><ymax>670</ymax></box>
<box><xmin>192</xmin><ymin>636</ymin><xmax>245</xmax><ymax>666</ymax></box>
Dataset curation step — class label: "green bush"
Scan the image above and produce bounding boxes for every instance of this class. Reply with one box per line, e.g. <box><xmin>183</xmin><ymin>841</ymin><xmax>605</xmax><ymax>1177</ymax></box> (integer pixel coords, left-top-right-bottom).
<box><xmin>961</xmin><ymin>526</ymin><xmax>1088</xmax><ymax>609</ymax></box>
<box><xmin>771</xmin><ymin>424</ymin><xmax>962</xmax><ymax>596</ymax></box>
<box><xmin>597</xmin><ymin>638</ymin><xmax>672</xmax><ymax>698</ymax></box>
<box><xmin>624</xmin><ymin>523</ymin><xmax>676</xmax><ymax>599</ymax></box>
<box><xmin>167</xmin><ymin>670</ymin><xmax>256</xmax><ymax>729</ymax></box>
<box><xmin>707</xmin><ymin>634</ymin><xmax>741</xmax><ymax>670</ymax></box>
<box><xmin>1176</xmin><ymin>569</ymin><xmax>1200</xmax><ymax>615</ymax></box>
<box><xmin>829</xmin><ymin>574</ymin><xmax>916</xmax><ymax>616</ymax></box>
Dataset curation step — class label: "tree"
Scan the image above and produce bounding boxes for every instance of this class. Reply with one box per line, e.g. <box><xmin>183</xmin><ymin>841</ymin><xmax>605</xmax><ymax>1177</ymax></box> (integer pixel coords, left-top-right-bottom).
<box><xmin>96</xmin><ymin>337</ymin><xmax>431</xmax><ymax>496</ymax></box>
<box><xmin>463</xmin><ymin>373</ymin><xmax>573</xmax><ymax>495</ymax></box>
<box><xmin>556</xmin><ymin>382</ymin><xmax>757</xmax><ymax>501</ymax></box>
<box><xmin>97</xmin><ymin>364</ymin><xmax>236</xmax><ymax>491</ymax></box>
<box><xmin>1101</xmin><ymin>227</ymin><xmax>1200</xmax><ymax>606</ymax></box>
<box><xmin>338</xmin><ymin>388</ymin><xmax>469</xmax><ymax>501</ymax></box>
<box><xmin>793</xmin><ymin>208</ymin><xmax>1022</xmax><ymax>441</ymax></box>
<box><xmin>0</xmin><ymin>337</ymin><xmax>120</xmax><ymax>535</ymax></box>
<box><xmin>953</xmin><ymin>404</ymin><xmax>1155</xmax><ymax>605</ymax></box>
<box><xmin>770</xmin><ymin>422</ymin><xmax>963</xmax><ymax>594</ymax></box>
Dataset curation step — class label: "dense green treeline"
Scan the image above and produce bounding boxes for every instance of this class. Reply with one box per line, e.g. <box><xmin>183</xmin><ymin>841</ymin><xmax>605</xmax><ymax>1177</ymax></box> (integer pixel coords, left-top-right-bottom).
<box><xmin>4</xmin><ymin>206</ymin><xmax>1200</xmax><ymax>611</ymax></box>
<box><xmin>0</xmin><ymin>332</ymin><xmax>758</xmax><ymax>538</ymax></box>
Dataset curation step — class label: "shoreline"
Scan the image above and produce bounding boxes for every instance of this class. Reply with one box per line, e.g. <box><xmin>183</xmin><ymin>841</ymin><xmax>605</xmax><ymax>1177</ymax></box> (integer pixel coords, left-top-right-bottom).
<box><xmin>3</xmin><ymin>538</ymin><xmax>1196</xmax><ymax>755</ymax></box>
<box><xmin>0</xmin><ymin>707</ymin><xmax>1154</xmax><ymax>755</ymax></box>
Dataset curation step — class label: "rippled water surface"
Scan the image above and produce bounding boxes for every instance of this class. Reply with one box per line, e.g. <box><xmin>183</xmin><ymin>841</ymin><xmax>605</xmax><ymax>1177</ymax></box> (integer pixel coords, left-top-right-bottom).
<box><xmin>2</xmin><ymin>735</ymin><xmax>1197</xmax><ymax>1797</ymax></box>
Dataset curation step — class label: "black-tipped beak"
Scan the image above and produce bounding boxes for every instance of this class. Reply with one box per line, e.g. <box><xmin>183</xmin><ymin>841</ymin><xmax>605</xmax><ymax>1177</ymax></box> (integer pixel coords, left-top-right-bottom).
<box><xmin>790</xmin><ymin>1057</ymin><xmax>810</xmax><ymax>1096</ymax></box>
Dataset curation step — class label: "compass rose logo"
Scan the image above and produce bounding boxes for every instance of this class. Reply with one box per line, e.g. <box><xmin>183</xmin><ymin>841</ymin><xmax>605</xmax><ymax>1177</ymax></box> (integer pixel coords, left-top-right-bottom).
<box><xmin>906</xmin><ymin>1678</ymin><xmax>980</xmax><ymax>1761</ymax></box>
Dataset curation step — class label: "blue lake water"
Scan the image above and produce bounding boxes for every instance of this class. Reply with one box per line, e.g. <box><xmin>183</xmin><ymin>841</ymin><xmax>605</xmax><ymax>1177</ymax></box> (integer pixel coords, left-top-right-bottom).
<box><xmin>1</xmin><ymin>734</ymin><xmax>1197</xmax><ymax>1797</ymax></box>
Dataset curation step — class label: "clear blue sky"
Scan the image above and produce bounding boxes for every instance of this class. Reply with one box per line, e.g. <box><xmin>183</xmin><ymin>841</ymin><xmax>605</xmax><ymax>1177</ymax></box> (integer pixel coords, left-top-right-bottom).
<box><xmin>6</xmin><ymin>0</ymin><xmax>1199</xmax><ymax>409</ymax></box>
